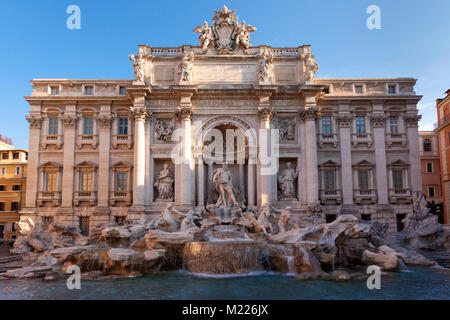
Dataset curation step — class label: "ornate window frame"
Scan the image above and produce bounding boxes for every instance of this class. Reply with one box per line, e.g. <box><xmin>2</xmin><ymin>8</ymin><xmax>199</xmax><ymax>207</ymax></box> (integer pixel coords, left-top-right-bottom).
<box><xmin>76</xmin><ymin>107</ymin><xmax>99</xmax><ymax>150</ymax></box>
<box><xmin>318</xmin><ymin>160</ymin><xmax>341</xmax><ymax>204</ymax></box>
<box><xmin>37</xmin><ymin>161</ymin><xmax>62</xmax><ymax>206</ymax></box>
<box><xmin>352</xmin><ymin>160</ymin><xmax>377</xmax><ymax>204</ymax></box>
<box><xmin>74</xmin><ymin>161</ymin><xmax>98</xmax><ymax>206</ymax></box>
<box><xmin>110</xmin><ymin>161</ymin><xmax>133</xmax><ymax>206</ymax></box>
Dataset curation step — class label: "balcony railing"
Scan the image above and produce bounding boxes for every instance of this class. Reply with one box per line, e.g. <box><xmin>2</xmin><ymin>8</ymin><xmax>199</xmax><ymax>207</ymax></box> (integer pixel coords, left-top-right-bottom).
<box><xmin>37</xmin><ymin>191</ymin><xmax>61</xmax><ymax>206</ymax></box>
<box><xmin>110</xmin><ymin>190</ymin><xmax>132</xmax><ymax>206</ymax></box>
<box><xmin>318</xmin><ymin>133</ymin><xmax>338</xmax><ymax>148</ymax></box>
<box><xmin>352</xmin><ymin>133</ymin><xmax>373</xmax><ymax>148</ymax></box>
<box><xmin>319</xmin><ymin>189</ymin><xmax>342</xmax><ymax>204</ymax></box>
<box><xmin>74</xmin><ymin>190</ymin><xmax>97</xmax><ymax>206</ymax></box>
<box><xmin>41</xmin><ymin>135</ymin><xmax>63</xmax><ymax>150</ymax></box>
<box><xmin>354</xmin><ymin>189</ymin><xmax>377</xmax><ymax>204</ymax></box>
<box><xmin>271</xmin><ymin>48</ymin><xmax>299</xmax><ymax>56</ymax></box>
<box><xmin>389</xmin><ymin>188</ymin><xmax>412</xmax><ymax>204</ymax></box>
<box><xmin>386</xmin><ymin>133</ymin><xmax>407</xmax><ymax>148</ymax></box>
<box><xmin>76</xmin><ymin>134</ymin><xmax>98</xmax><ymax>149</ymax></box>
<box><xmin>112</xmin><ymin>134</ymin><xmax>133</xmax><ymax>149</ymax></box>
<box><xmin>150</xmin><ymin>47</ymin><xmax>182</xmax><ymax>57</ymax></box>
<box><xmin>434</xmin><ymin>113</ymin><xmax>450</xmax><ymax>129</ymax></box>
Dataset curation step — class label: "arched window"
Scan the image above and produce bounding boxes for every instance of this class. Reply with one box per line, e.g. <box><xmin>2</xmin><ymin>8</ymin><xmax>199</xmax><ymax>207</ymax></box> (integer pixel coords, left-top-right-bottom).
<box><xmin>423</xmin><ymin>139</ymin><xmax>432</xmax><ymax>152</ymax></box>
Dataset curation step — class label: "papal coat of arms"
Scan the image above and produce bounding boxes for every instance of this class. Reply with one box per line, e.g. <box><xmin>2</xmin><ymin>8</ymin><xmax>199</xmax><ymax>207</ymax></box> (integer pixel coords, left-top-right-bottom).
<box><xmin>193</xmin><ymin>5</ymin><xmax>256</xmax><ymax>54</ymax></box>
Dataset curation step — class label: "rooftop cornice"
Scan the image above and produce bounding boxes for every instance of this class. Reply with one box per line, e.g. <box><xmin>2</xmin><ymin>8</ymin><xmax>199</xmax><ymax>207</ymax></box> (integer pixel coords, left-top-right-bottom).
<box><xmin>319</xmin><ymin>95</ymin><xmax>423</xmax><ymax>102</ymax></box>
<box><xmin>24</xmin><ymin>96</ymin><xmax>132</xmax><ymax>103</ymax></box>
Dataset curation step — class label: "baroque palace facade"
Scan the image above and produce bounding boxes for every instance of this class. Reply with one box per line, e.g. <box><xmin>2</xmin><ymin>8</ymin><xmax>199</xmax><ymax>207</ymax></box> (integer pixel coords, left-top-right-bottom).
<box><xmin>22</xmin><ymin>7</ymin><xmax>422</xmax><ymax>234</ymax></box>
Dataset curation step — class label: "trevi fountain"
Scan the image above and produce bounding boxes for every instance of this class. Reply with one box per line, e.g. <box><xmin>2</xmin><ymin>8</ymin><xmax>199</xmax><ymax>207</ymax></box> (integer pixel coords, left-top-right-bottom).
<box><xmin>0</xmin><ymin>6</ymin><xmax>449</xmax><ymax>299</ymax></box>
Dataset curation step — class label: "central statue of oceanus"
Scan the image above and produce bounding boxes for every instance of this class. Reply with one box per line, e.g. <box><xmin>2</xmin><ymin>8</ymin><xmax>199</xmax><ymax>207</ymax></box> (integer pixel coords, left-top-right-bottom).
<box><xmin>211</xmin><ymin>163</ymin><xmax>239</xmax><ymax>208</ymax></box>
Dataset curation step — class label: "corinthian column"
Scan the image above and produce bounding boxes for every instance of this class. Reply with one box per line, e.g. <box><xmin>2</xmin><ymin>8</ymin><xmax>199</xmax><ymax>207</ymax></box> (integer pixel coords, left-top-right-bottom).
<box><xmin>24</xmin><ymin>110</ymin><xmax>42</xmax><ymax>214</ymax></box>
<box><xmin>337</xmin><ymin>112</ymin><xmax>354</xmax><ymax>205</ymax></box>
<box><xmin>130</xmin><ymin>106</ymin><xmax>150</xmax><ymax>212</ymax></box>
<box><xmin>96</xmin><ymin>110</ymin><xmax>112</xmax><ymax>213</ymax></box>
<box><xmin>302</xmin><ymin>107</ymin><xmax>319</xmax><ymax>205</ymax></box>
<box><xmin>405</xmin><ymin>113</ymin><xmax>422</xmax><ymax>194</ymax></box>
<box><xmin>176</xmin><ymin>107</ymin><xmax>194</xmax><ymax>206</ymax></box>
<box><xmin>371</xmin><ymin>112</ymin><xmax>389</xmax><ymax>204</ymax></box>
<box><xmin>257</xmin><ymin>106</ymin><xmax>276</xmax><ymax>206</ymax></box>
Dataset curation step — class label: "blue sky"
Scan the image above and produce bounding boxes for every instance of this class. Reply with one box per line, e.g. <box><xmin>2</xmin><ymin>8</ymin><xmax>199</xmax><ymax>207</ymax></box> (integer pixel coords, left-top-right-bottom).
<box><xmin>1</xmin><ymin>0</ymin><xmax>449</xmax><ymax>149</ymax></box>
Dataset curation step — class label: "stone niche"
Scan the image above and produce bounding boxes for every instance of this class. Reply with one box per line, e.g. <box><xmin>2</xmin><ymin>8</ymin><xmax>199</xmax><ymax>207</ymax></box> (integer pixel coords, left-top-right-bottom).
<box><xmin>277</xmin><ymin>158</ymin><xmax>299</xmax><ymax>202</ymax></box>
<box><xmin>205</xmin><ymin>162</ymin><xmax>247</xmax><ymax>205</ymax></box>
<box><xmin>153</xmin><ymin>159</ymin><xmax>175</xmax><ymax>203</ymax></box>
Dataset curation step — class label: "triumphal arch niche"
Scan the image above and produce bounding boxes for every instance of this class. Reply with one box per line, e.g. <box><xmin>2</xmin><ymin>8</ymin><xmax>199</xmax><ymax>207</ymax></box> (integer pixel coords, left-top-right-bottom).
<box><xmin>127</xmin><ymin>5</ymin><xmax>322</xmax><ymax>218</ymax></box>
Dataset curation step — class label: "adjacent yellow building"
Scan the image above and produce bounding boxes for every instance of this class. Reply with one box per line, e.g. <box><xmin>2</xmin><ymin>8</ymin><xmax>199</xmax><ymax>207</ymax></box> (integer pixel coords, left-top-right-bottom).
<box><xmin>0</xmin><ymin>137</ymin><xmax>27</xmax><ymax>242</ymax></box>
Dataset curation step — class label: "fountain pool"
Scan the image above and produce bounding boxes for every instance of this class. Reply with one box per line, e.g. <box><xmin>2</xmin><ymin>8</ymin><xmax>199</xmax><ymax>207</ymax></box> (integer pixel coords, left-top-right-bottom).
<box><xmin>0</xmin><ymin>267</ymin><xmax>448</xmax><ymax>300</ymax></box>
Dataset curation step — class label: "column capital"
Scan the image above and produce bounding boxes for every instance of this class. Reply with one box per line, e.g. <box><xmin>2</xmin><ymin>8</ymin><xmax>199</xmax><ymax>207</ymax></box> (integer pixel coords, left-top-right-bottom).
<box><xmin>25</xmin><ymin>114</ymin><xmax>43</xmax><ymax>129</ymax></box>
<box><xmin>404</xmin><ymin>114</ymin><xmax>422</xmax><ymax>128</ymax></box>
<box><xmin>300</xmin><ymin>108</ymin><xmax>317</xmax><ymax>121</ymax></box>
<box><xmin>370</xmin><ymin>113</ymin><xmax>388</xmax><ymax>128</ymax></box>
<box><xmin>131</xmin><ymin>107</ymin><xmax>151</xmax><ymax>122</ymax></box>
<box><xmin>175</xmin><ymin>107</ymin><xmax>194</xmax><ymax>120</ymax></box>
<box><xmin>257</xmin><ymin>106</ymin><xmax>276</xmax><ymax>121</ymax></box>
<box><xmin>98</xmin><ymin>115</ymin><xmax>113</xmax><ymax>128</ymax></box>
<box><xmin>336</xmin><ymin>114</ymin><xmax>354</xmax><ymax>128</ymax></box>
<box><xmin>62</xmin><ymin>114</ymin><xmax>78</xmax><ymax>128</ymax></box>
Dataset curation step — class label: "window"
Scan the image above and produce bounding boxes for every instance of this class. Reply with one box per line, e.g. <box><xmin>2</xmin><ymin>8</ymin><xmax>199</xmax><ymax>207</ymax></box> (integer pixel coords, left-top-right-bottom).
<box><xmin>0</xmin><ymin>185</ymin><xmax>5</xmax><ymax>191</ymax></box>
<box><xmin>0</xmin><ymin>167</ymin><xmax>5</xmax><ymax>176</ymax></box>
<box><xmin>15</xmin><ymin>167</ymin><xmax>20</xmax><ymax>175</ymax></box>
<box><xmin>48</xmin><ymin>118</ymin><xmax>58</xmax><ymax>135</ymax></box>
<box><xmin>389</xmin><ymin>116</ymin><xmax>399</xmax><ymax>134</ymax></box>
<box><xmin>429</xmin><ymin>187</ymin><xmax>435</xmax><ymax>198</ymax></box>
<box><xmin>119</xmin><ymin>86</ymin><xmax>127</xmax><ymax>95</ymax></box>
<box><xmin>325</xmin><ymin>214</ymin><xmax>336</xmax><ymax>223</ymax></box>
<box><xmin>355</xmin><ymin>116</ymin><xmax>366</xmax><ymax>134</ymax></box>
<box><xmin>11</xmin><ymin>202</ymin><xmax>20</xmax><ymax>211</ymax></box>
<box><xmin>12</xmin><ymin>185</ymin><xmax>21</xmax><ymax>191</ymax></box>
<box><xmin>323</xmin><ymin>170</ymin><xmax>336</xmax><ymax>190</ymax></box>
<box><xmin>12</xmin><ymin>152</ymin><xmax>19</xmax><ymax>160</ymax></box>
<box><xmin>79</xmin><ymin>172</ymin><xmax>92</xmax><ymax>191</ymax></box>
<box><xmin>50</xmin><ymin>86</ymin><xmax>59</xmax><ymax>95</ymax></box>
<box><xmin>361</xmin><ymin>214</ymin><xmax>371</xmax><ymax>221</ymax></box>
<box><xmin>388</xmin><ymin>85</ymin><xmax>396</xmax><ymax>94</ymax></box>
<box><xmin>83</xmin><ymin>118</ymin><xmax>94</xmax><ymax>135</ymax></box>
<box><xmin>392</xmin><ymin>170</ymin><xmax>404</xmax><ymax>189</ymax></box>
<box><xmin>358</xmin><ymin>170</ymin><xmax>369</xmax><ymax>190</ymax></box>
<box><xmin>354</xmin><ymin>85</ymin><xmax>363</xmax><ymax>94</ymax></box>
<box><xmin>118</xmin><ymin>117</ymin><xmax>128</xmax><ymax>135</ymax></box>
<box><xmin>43</xmin><ymin>172</ymin><xmax>57</xmax><ymax>191</ymax></box>
<box><xmin>2</xmin><ymin>153</ymin><xmax>9</xmax><ymax>160</ymax></box>
<box><xmin>0</xmin><ymin>203</ymin><xmax>4</xmax><ymax>211</ymax></box>
<box><xmin>115</xmin><ymin>172</ymin><xmax>127</xmax><ymax>191</ymax></box>
<box><xmin>84</xmin><ymin>86</ymin><xmax>94</xmax><ymax>95</ymax></box>
<box><xmin>426</xmin><ymin>163</ymin><xmax>433</xmax><ymax>173</ymax></box>
<box><xmin>423</xmin><ymin>139</ymin><xmax>432</xmax><ymax>152</ymax></box>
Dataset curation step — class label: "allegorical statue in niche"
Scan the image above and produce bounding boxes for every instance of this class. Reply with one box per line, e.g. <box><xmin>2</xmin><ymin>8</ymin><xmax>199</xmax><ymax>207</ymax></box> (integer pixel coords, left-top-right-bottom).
<box><xmin>178</xmin><ymin>52</ymin><xmax>194</xmax><ymax>83</ymax></box>
<box><xmin>278</xmin><ymin>162</ymin><xmax>298</xmax><ymax>199</ymax></box>
<box><xmin>154</xmin><ymin>119</ymin><xmax>173</xmax><ymax>143</ymax></box>
<box><xmin>129</xmin><ymin>54</ymin><xmax>145</xmax><ymax>83</ymax></box>
<box><xmin>211</xmin><ymin>163</ymin><xmax>239</xmax><ymax>208</ymax></box>
<box><xmin>154</xmin><ymin>163</ymin><xmax>174</xmax><ymax>201</ymax></box>
<box><xmin>259</xmin><ymin>48</ymin><xmax>273</xmax><ymax>82</ymax></box>
<box><xmin>193</xmin><ymin>21</ymin><xmax>214</xmax><ymax>53</ymax></box>
<box><xmin>304</xmin><ymin>53</ymin><xmax>319</xmax><ymax>82</ymax></box>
